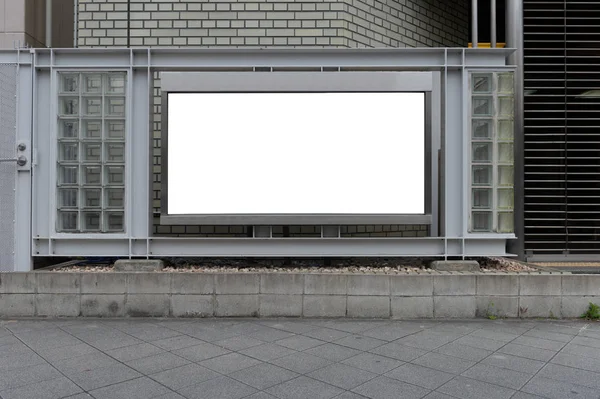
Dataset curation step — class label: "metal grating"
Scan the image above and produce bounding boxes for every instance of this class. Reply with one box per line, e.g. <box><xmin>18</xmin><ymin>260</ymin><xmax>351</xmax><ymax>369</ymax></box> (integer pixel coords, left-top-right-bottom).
<box><xmin>0</xmin><ymin>64</ymin><xmax>17</xmax><ymax>271</ymax></box>
<box><xmin>524</xmin><ymin>0</ymin><xmax>600</xmax><ymax>257</ymax></box>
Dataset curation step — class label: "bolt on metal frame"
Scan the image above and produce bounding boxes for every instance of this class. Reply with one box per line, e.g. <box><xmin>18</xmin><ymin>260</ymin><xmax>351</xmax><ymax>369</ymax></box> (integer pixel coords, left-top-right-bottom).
<box><xmin>0</xmin><ymin>47</ymin><xmax>517</xmax><ymax>270</ymax></box>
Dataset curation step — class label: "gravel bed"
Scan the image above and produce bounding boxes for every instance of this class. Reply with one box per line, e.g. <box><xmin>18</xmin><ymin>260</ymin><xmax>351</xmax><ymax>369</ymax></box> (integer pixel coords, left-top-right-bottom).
<box><xmin>51</xmin><ymin>257</ymin><xmax>538</xmax><ymax>273</ymax></box>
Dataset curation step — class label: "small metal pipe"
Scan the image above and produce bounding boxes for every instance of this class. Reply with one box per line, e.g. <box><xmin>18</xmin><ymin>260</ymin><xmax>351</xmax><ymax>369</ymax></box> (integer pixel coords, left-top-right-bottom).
<box><xmin>46</xmin><ymin>0</ymin><xmax>52</xmax><ymax>47</ymax></box>
<box><xmin>491</xmin><ymin>0</ymin><xmax>497</xmax><ymax>48</ymax></box>
<box><xmin>471</xmin><ymin>0</ymin><xmax>478</xmax><ymax>48</ymax></box>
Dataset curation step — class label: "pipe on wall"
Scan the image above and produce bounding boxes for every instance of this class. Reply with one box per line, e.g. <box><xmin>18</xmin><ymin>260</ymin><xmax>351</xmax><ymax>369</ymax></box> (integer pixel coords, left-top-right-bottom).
<box><xmin>471</xmin><ymin>0</ymin><xmax>478</xmax><ymax>48</ymax></box>
<box><xmin>46</xmin><ymin>0</ymin><xmax>52</xmax><ymax>47</ymax></box>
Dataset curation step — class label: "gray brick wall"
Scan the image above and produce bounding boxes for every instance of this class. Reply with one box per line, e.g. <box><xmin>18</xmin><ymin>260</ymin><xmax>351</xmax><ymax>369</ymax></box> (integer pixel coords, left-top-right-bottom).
<box><xmin>76</xmin><ymin>0</ymin><xmax>466</xmax><ymax>237</ymax></box>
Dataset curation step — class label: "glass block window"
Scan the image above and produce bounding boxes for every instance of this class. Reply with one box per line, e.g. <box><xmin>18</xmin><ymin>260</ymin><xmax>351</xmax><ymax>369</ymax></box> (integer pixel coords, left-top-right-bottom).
<box><xmin>469</xmin><ymin>72</ymin><xmax>515</xmax><ymax>233</ymax></box>
<box><xmin>56</xmin><ymin>72</ymin><xmax>126</xmax><ymax>233</ymax></box>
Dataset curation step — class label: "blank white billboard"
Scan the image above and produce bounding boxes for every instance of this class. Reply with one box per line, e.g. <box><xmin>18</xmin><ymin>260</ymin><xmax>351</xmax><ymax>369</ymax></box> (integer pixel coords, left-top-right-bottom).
<box><xmin>167</xmin><ymin>92</ymin><xmax>425</xmax><ymax>215</ymax></box>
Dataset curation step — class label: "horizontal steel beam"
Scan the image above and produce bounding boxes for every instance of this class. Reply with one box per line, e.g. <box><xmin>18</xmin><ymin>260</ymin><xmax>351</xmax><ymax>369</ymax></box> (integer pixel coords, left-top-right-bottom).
<box><xmin>33</xmin><ymin>237</ymin><xmax>511</xmax><ymax>257</ymax></box>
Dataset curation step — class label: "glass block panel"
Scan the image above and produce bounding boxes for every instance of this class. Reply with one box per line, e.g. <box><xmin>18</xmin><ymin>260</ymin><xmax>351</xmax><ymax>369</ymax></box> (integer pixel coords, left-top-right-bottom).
<box><xmin>58</xmin><ymin>211</ymin><xmax>78</xmax><ymax>232</ymax></box>
<box><xmin>106</xmin><ymin>166</ymin><xmax>125</xmax><ymax>185</ymax></box>
<box><xmin>105</xmin><ymin>97</ymin><xmax>125</xmax><ymax>117</ymax></box>
<box><xmin>82</xmin><ymin>212</ymin><xmax>101</xmax><ymax>231</ymax></box>
<box><xmin>83</xmin><ymin>166</ymin><xmax>102</xmax><ymax>185</ymax></box>
<box><xmin>106</xmin><ymin>120</ymin><xmax>125</xmax><ymax>139</ymax></box>
<box><xmin>472</xmin><ymin>188</ymin><xmax>492</xmax><ymax>209</ymax></box>
<box><xmin>472</xmin><ymin>119</ymin><xmax>492</xmax><ymax>139</ymax></box>
<box><xmin>498</xmin><ymin>188</ymin><xmax>514</xmax><ymax>210</ymax></box>
<box><xmin>83</xmin><ymin>97</ymin><xmax>102</xmax><ymax>116</ymax></box>
<box><xmin>82</xmin><ymin>120</ymin><xmax>102</xmax><ymax>139</ymax></box>
<box><xmin>472</xmin><ymin>97</ymin><xmax>493</xmax><ymax>116</ymax></box>
<box><xmin>472</xmin><ymin>74</ymin><xmax>492</xmax><ymax>93</ymax></box>
<box><xmin>83</xmin><ymin>189</ymin><xmax>101</xmax><ymax>208</ymax></box>
<box><xmin>106</xmin><ymin>188</ymin><xmax>124</xmax><ymax>208</ymax></box>
<box><xmin>60</xmin><ymin>97</ymin><xmax>79</xmax><ymax>116</ymax></box>
<box><xmin>498</xmin><ymin>96</ymin><xmax>514</xmax><ymax>117</ymax></box>
<box><xmin>498</xmin><ymin>212</ymin><xmax>514</xmax><ymax>233</ymax></box>
<box><xmin>105</xmin><ymin>143</ymin><xmax>125</xmax><ymax>163</ymax></box>
<box><xmin>498</xmin><ymin>165</ymin><xmax>514</xmax><ymax>186</ymax></box>
<box><xmin>60</xmin><ymin>120</ymin><xmax>79</xmax><ymax>139</ymax></box>
<box><xmin>498</xmin><ymin>143</ymin><xmax>514</xmax><ymax>163</ymax></box>
<box><xmin>58</xmin><ymin>188</ymin><xmax>78</xmax><ymax>208</ymax></box>
<box><xmin>83</xmin><ymin>74</ymin><xmax>102</xmax><ymax>94</ymax></box>
<box><xmin>59</xmin><ymin>166</ymin><xmax>78</xmax><ymax>185</ymax></box>
<box><xmin>61</xmin><ymin>74</ymin><xmax>79</xmax><ymax>93</ymax></box>
<box><xmin>497</xmin><ymin>120</ymin><xmax>514</xmax><ymax>140</ymax></box>
<box><xmin>105</xmin><ymin>212</ymin><xmax>124</xmax><ymax>232</ymax></box>
<box><xmin>472</xmin><ymin>142</ymin><xmax>492</xmax><ymax>163</ymax></box>
<box><xmin>83</xmin><ymin>143</ymin><xmax>101</xmax><ymax>162</ymax></box>
<box><xmin>106</xmin><ymin>74</ymin><xmax>126</xmax><ymax>94</ymax></box>
<box><xmin>498</xmin><ymin>73</ymin><xmax>514</xmax><ymax>94</ymax></box>
<box><xmin>472</xmin><ymin>165</ymin><xmax>492</xmax><ymax>186</ymax></box>
<box><xmin>59</xmin><ymin>142</ymin><xmax>79</xmax><ymax>162</ymax></box>
<box><xmin>472</xmin><ymin>212</ymin><xmax>492</xmax><ymax>232</ymax></box>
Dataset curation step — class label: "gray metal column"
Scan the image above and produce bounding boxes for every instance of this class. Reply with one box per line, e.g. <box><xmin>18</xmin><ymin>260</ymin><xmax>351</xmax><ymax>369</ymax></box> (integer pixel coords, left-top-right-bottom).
<box><xmin>506</xmin><ymin>0</ymin><xmax>524</xmax><ymax>259</ymax></box>
<box><xmin>491</xmin><ymin>0</ymin><xmax>497</xmax><ymax>48</ymax></box>
<box><xmin>471</xmin><ymin>0</ymin><xmax>478</xmax><ymax>48</ymax></box>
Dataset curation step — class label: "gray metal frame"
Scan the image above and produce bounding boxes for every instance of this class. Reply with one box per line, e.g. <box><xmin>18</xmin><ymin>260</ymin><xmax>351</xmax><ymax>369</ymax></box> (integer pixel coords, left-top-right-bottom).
<box><xmin>159</xmin><ymin>71</ymin><xmax>435</xmax><ymax>226</ymax></box>
<box><xmin>0</xmin><ymin>47</ymin><xmax>517</xmax><ymax>265</ymax></box>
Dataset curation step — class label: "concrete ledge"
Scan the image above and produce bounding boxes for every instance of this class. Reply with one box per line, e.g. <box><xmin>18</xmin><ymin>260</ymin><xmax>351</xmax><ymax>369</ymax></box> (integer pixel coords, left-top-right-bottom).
<box><xmin>0</xmin><ymin>271</ymin><xmax>596</xmax><ymax>318</ymax></box>
<box><xmin>114</xmin><ymin>259</ymin><xmax>164</xmax><ymax>271</ymax></box>
<box><xmin>430</xmin><ymin>260</ymin><xmax>480</xmax><ymax>272</ymax></box>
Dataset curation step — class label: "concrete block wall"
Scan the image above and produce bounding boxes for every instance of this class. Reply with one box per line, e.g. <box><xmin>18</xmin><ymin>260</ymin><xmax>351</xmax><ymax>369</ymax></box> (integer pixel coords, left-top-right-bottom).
<box><xmin>76</xmin><ymin>0</ymin><xmax>467</xmax><ymax>237</ymax></box>
<box><xmin>1</xmin><ymin>272</ymin><xmax>595</xmax><ymax>319</ymax></box>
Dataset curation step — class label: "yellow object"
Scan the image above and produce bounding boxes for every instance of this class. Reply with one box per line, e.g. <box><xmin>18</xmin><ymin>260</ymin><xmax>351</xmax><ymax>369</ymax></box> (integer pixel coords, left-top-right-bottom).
<box><xmin>468</xmin><ymin>43</ymin><xmax>506</xmax><ymax>48</ymax></box>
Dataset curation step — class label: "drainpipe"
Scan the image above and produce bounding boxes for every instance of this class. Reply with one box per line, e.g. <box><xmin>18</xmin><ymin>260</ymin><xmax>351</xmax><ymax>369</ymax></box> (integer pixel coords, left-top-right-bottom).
<box><xmin>471</xmin><ymin>0</ymin><xmax>478</xmax><ymax>48</ymax></box>
<box><xmin>46</xmin><ymin>0</ymin><xmax>52</xmax><ymax>47</ymax></box>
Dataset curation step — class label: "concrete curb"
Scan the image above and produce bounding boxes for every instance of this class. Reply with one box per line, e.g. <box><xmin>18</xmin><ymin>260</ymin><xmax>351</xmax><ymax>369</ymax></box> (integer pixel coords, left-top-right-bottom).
<box><xmin>0</xmin><ymin>272</ymin><xmax>596</xmax><ymax>319</ymax></box>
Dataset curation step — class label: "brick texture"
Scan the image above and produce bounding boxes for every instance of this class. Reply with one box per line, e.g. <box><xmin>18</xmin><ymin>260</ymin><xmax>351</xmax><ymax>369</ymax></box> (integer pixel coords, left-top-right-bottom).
<box><xmin>76</xmin><ymin>0</ymin><xmax>466</xmax><ymax>236</ymax></box>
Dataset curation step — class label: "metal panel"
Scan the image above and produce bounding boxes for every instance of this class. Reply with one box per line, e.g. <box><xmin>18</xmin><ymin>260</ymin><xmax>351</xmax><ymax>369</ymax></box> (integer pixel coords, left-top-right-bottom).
<box><xmin>0</xmin><ymin>63</ymin><xmax>17</xmax><ymax>271</ymax></box>
<box><xmin>523</xmin><ymin>0</ymin><xmax>600</xmax><ymax>260</ymax></box>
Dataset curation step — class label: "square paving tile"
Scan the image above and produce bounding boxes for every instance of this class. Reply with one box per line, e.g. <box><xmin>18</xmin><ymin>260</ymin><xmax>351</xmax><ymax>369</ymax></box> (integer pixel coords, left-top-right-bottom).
<box><xmin>0</xmin><ymin>376</ymin><xmax>82</xmax><ymax>399</ymax></box>
<box><xmin>560</xmin><ymin>343</ymin><xmax>600</xmax><ymax>359</ymax></box>
<box><xmin>304</xmin><ymin>343</ymin><xmax>362</xmax><ymax>362</ymax></box>
<box><xmin>270</xmin><ymin>352</ymin><xmax>334</xmax><ymax>374</ymax></box>
<box><xmin>213</xmin><ymin>335</ymin><xmax>266</xmax><ymax>351</ymax></box>
<box><xmin>89</xmin><ymin>376</ymin><xmax>171</xmax><ymax>399</ymax></box>
<box><xmin>396</xmin><ymin>331</ymin><xmax>461</xmax><ymax>351</ymax></box>
<box><xmin>200</xmin><ymin>352</ymin><xmax>263</xmax><ymax>374</ymax></box>
<box><xmin>247</xmin><ymin>327</ymin><xmax>296</xmax><ymax>342</ymax></box>
<box><xmin>551</xmin><ymin>352</ymin><xmax>600</xmax><ymax>373</ymax></box>
<box><xmin>361</xmin><ymin>325</ymin><xmax>424</xmax><ymax>342</ymax></box>
<box><xmin>461</xmin><ymin>363</ymin><xmax>532</xmax><ymax>390</ymax></box>
<box><xmin>265</xmin><ymin>376</ymin><xmax>344</xmax><ymax>399</ymax></box>
<box><xmin>37</xmin><ymin>343</ymin><xmax>99</xmax><ymax>362</ymax></box>
<box><xmin>385</xmin><ymin>363</ymin><xmax>454</xmax><ymax>390</ymax></box>
<box><xmin>369</xmin><ymin>342</ymin><xmax>427</xmax><ymax>362</ymax></box>
<box><xmin>512</xmin><ymin>336</ymin><xmax>565</xmax><ymax>351</ymax></box>
<box><xmin>308</xmin><ymin>363</ymin><xmax>378</xmax><ymax>390</ymax></box>
<box><xmin>434</xmin><ymin>342</ymin><xmax>492</xmax><ymax>362</ymax></box>
<box><xmin>437</xmin><ymin>376</ymin><xmax>515</xmax><ymax>399</ymax></box>
<box><xmin>304</xmin><ymin>328</ymin><xmax>352</xmax><ymax>342</ymax></box>
<box><xmin>150</xmin><ymin>364</ymin><xmax>221</xmax><ymax>390</ymax></box>
<box><xmin>523</xmin><ymin>329</ymin><xmax>574</xmax><ymax>343</ymax></box>
<box><xmin>571</xmin><ymin>336</ymin><xmax>600</xmax><ymax>350</ymax></box>
<box><xmin>52</xmin><ymin>352</ymin><xmax>119</xmax><ymax>374</ymax></box>
<box><xmin>537</xmin><ymin>363</ymin><xmax>600</xmax><ymax>390</ymax></box>
<box><xmin>245</xmin><ymin>392</ymin><xmax>279</xmax><ymax>399</ymax></box>
<box><xmin>66</xmin><ymin>363</ymin><xmax>141</xmax><ymax>391</ymax></box>
<box><xmin>240</xmin><ymin>343</ymin><xmax>298</xmax><ymax>362</ymax></box>
<box><xmin>151</xmin><ymin>335</ymin><xmax>204</xmax><ymax>351</ymax></box>
<box><xmin>230</xmin><ymin>363</ymin><xmax>299</xmax><ymax>390</ymax></box>
<box><xmin>452</xmin><ymin>335</ymin><xmax>506</xmax><ymax>351</ymax></box>
<box><xmin>125</xmin><ymin>352</ymin><xmax>190</xmax><ymax>375</ymax></box>
<box><xmin>260</xmin><ymin>321</ymin><xmax>319</xmax><ymax>334</ymax></box>
<box><xmin>177</xmin><ymin>376</ymin><xmax>257</xmax><ymax>399</ymax></box>
<box><xmin>172</xmin><ymin>342</ymin><xmax>230</xmax><ymax>362</ymax></box>
<box><xmin>421</xmin><ymin>392</ymin><xmax>457</xmax><ymax>399</ymax></box>
<box><xmin>0</xmin><ymin>363</ymin><xmax>62</xmax><ymax>391</ymax></box>
<box><xmin>106</xmin><ymin>343</ymin><xmax>165</xmax><ymax>362</ymax></box>
<box><xmin>468</xmin><ymin>329</ymin><xmax>519</xmax><ymax>342</ymax></box>
<box><xmin>341</xmin><ymin>353</ymin><xmax>404</xmax><ymax>374</ymax></box>
<box><xmin>497</xmin><ymin>343</ymin><xmax>556</xmax><ymax>362</ymax></box>
<box><xmin>482</xmin><ymin>353</ymin><xmax>546</xmax><ymax>374</ymax></box>
<box><xmin>275</xmin><ymin>335</ymin><xmax>324</xmax><ymax>351</ymax></box>
<box><xmin>352</xmin><ymin>375</ymin><xmax>430</xmax><ymax>399</ymax></box>
<box><xmin>411</xmin><ymin>352</ymin><xmax>476</xmax><ymax>374</ymax></box>
<box><xmin>521</xmin><ymin>376</ymin><xmax>600</xmax><ymax>399</ymax></box>
<box><xmin>333</xmin><ymin>335</ymin><xmax>386</xmax><ymax>351</ymax></box>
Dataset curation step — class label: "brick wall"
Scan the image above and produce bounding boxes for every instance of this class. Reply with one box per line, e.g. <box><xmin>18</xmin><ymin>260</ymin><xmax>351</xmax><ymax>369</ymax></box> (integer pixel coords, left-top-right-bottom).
<box><xmin>76</xmin><ymin>0</ymin><xmax>467</xmax><ymax>237</ymax></box>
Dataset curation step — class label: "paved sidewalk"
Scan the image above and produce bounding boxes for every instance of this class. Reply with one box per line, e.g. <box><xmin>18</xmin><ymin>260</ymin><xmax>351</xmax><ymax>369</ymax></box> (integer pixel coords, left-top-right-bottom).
<box><xmin>1</xmin><ymin>319</ymin><xmax>599</xmax><ymax>399</ymax></box>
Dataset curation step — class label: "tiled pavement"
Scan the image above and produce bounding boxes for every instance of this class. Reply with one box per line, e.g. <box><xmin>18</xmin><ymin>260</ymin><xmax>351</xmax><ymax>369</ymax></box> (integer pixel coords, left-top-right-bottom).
<box><xmin>1</xmin><ymin>319</ymin><xmax>600</xmax><ymax>399</ymax></box>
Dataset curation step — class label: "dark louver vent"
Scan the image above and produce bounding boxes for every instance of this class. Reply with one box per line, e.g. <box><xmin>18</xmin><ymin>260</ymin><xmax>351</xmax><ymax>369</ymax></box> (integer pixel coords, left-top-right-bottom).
<box><xmin>524</xmin><ymin>0</ymin><xmax>600</xmax><ymax>258</ymax></box>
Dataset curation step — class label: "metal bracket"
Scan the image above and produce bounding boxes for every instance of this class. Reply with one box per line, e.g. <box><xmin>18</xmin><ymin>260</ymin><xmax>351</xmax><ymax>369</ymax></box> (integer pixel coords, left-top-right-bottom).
<box><xmin>16</xmin><ymin>140</ymin><xmax>30</xmax><ymax>171</ymax></box>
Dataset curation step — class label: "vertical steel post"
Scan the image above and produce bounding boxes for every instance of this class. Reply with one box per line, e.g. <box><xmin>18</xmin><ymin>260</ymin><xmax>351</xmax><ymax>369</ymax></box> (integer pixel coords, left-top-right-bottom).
<box><xmin>471</xmin><ymin>0</ymin><xmax>478</xmax><ymax>48</ymax></box>
<box><xmin>506</xmin><ymin>0</ymin><xmax>525</xmax><ymax>259</ymax></box>
<box><xmin>491</xmin><ymin>0</ymin><xmax>497</xmax><ymax>48</ymax></box>
<box><xmin>46</xmin><ymin>0</ymin><xmax>53</xmax><ymax>47</ymax></box>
